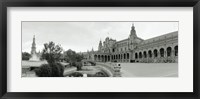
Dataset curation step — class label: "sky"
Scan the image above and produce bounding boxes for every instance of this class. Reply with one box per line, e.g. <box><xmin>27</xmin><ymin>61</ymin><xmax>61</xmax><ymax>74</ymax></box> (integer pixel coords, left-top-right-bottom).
<box><xmin>22</xmin><ymin>22</ymin><xmax>178</xmax><ymax>53</ymax></box>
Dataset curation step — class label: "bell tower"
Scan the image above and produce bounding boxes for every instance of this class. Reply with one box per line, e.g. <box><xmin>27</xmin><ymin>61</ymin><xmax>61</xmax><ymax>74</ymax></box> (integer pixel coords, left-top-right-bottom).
<box><xmin>29</xmin><ymin>35</ymin><xmax>40</xmax><ymax>61</ymax></box>
<box><xmin>130</xmin><ymin>23</ymin><xmax>137</xmax><ymax>37</ymax></box>
<box><xmin>128</xmin><ymin>23</ymin><xmax>138</xmax><ymax>51</ymax></box>
<box><xmin>31</xmin><ymin>35</ymin><xmax>36</xmax><ymax>54</ymax></box>
<box><xmin>98</xmin><ymin>40</ymin><xmax>102</xmax><ymax>51</ymax></box>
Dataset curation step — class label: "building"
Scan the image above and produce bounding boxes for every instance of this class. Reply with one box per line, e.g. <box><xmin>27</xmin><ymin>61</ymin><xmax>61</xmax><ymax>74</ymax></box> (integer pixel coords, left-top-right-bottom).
<box><xmin>85</xmin><ymin>24</ymin><xmax>178</xmax><ymax>63</ymax></box>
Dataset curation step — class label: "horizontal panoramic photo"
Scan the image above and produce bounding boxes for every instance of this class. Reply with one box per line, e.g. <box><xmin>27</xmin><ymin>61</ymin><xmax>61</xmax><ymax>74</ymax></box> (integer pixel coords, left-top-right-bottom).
<box><xmin>22</xmin><ymin>22</ymin><xmax>178</xmax><ymax>77</ymax></box>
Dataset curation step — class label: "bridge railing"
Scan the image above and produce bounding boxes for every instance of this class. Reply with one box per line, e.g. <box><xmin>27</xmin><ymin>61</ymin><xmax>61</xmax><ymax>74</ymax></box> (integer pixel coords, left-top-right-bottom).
<box><xmin>96</xmin><ymin>62</ymin><xmax>115</xmax><ymax>77</ymax></box>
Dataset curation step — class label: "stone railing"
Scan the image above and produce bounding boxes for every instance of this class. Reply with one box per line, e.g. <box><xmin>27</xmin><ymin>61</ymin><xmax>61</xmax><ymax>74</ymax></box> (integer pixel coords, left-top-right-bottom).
<box><xmin>96</xmin><ymin>62</ymin><xmax>115</xmax><ymax>77</ymax></box>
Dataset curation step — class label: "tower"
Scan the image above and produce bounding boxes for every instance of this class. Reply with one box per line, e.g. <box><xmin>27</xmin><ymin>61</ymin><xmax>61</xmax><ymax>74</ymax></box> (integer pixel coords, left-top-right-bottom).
<box><xmin>98</xmin><ymin>40</ymin><xmax>102</xmax><ymax>51</ymax></box>
<box><xmin>29</xmin><ymin>35</ymin><xmax>40</xmax><ymax>61</ymax></box>
<box><xmin>128</xmin><ymin>23</ymin><xmax>138</xmax><ymax>51</ymax></box>
<box><xmin>130</xmin><ymin>23</ymin><xmax>137</xmax><ymax>37</ymax></box>
<box><xmin>31</xmin><ymin>35</ymin><xmax>37</xmax><ymax>54</ymax></box>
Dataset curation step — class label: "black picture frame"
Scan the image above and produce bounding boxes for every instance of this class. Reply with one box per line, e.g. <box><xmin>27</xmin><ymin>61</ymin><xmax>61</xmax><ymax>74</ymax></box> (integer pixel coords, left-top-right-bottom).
<box><xmin>0</xmin><ymin>0</ymin><xmax>199</xmax><ymax>99</ymax></box>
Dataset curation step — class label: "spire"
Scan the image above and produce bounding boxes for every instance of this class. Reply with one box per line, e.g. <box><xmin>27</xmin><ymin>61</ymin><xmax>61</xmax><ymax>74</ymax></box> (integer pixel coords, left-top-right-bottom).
<box><xmin>131</xmin><ymin>23</ymin><xmax>135</xmax><ymax>30</ymax></box>
<box><xmin>130</xmin><ymin>23</ymin><xmax>137</xmax><ymax>37</ymax></box>
<box><xmin>92</xmin><ymin>47</ymin><xmax>94</xmax><ymax>52</ymax></box>
<box><xmin>98</xmin><ymin>39</ymin><xmax>103</xmax><ymax>51</ymax></box>
<box><xmin>31</xmin><ymin>35</ymin><xmax>36</xmax><ymax>54</ymax></box>
<box><xmin>33</xmin><ymin>35</ymin><xmax>35</xmax><ymax>44</ymax></box>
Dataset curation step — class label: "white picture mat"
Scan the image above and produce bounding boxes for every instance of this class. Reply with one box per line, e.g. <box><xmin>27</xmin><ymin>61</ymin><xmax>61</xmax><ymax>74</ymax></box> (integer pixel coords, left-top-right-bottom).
<box><xmin>7</xmin><ymin>7</ymin><xmax>193</xmax><ymax>92</ymax></box>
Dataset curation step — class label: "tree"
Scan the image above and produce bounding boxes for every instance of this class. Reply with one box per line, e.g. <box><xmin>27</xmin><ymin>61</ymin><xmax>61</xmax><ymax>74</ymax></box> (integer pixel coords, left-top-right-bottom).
<box><xmin>22</xmin><ymin>52</ymin><xmax>31</xmax><ymax>60</ymax></box>
<box><xmin>63</xmin><ymin>49</ymin><xmax>84</xmax><ymax>70</ymax></box>
<box><xmin>64</xmin><ymin>49</ymin><xmax>77</xmax><ymax>64</ymax></box>
<box><xmin>75</xmin><ymin>54</ymin><xmax>84</xmax><ymax>62</ymax></box>
<box><xmin>64</xmin><ymin>49</ymin><xmax>84</xmax><ymax>64</ymax></box>
<box><xmin>41</xmin><ymin>41</ymin><xmax>63</xmax><ymax>64</ymax></box>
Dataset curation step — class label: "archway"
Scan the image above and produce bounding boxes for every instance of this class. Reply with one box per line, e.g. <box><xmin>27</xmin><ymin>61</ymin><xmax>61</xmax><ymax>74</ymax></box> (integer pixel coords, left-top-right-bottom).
<box><xmin>153</xmin><ymin>49</ymin><xmax>158</xmax><ymax>58</ymax></box>
<box><xmin>135</xmin><ymin>53</ymin><xmax>138</xmax><ymax>59</ymax></box>
<box><xmin>175</xmin><ymin>46</ymin><xmax>178</xmax><ymax>56</ymax></box>
<box><xmin>143</xmin><ymin>51</ymin><xmax>147</xmax><ymax>58</ymax></box>
<box><xmin>124</xmin><ymin>53</ymin><xmax>126</xmax><ymax>59</ymax></box>
<box><xmin>160</xmin><ymin>48</ymin><xmax>164</xmax><ymax>57</ymax></box>
<box><xmin>148</xmin><ymin>50</ymin><xmax>152</xmax><ymax>58</ymax></box>
<box><xmin>94</xmin><ymin>55</ymin><xmax>97</xmax><ymax>61</ymax></box>
<box><xmin>127</xmin><ymin>53</ymin><xmax>129</xmax><ymax>59</ymax></box>
<box><xmin>120</xmin><ymin>54</ymin><xmax>122</xmax><ymax>62</ymax></box>
<box><xmin>139</xmin><ymin>52</ymin><xmax>142</xmax><ymax>59</ymax></box>
<box><xmin>101</xmin><ymin>55</ymin><xmax>104</xmax><ymax>62</ymax></box>
<box><xmin>167</xmin><ymin>47</ymin><xmax>172</xmax><ymax>57</ymax></box>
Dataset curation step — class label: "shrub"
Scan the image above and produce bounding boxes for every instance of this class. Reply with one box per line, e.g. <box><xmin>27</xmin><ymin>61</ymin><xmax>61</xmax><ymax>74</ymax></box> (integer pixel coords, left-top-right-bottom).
<box><xmin>35</xmin><ymin>63</ymin><xmax>64</xmax><ymax>77</ymax></box>
<box><xmin>50</xmin><ymin>63</ymin><xmax>64</xmax><ymax>77</ymax></box>
<box><xmin>75</xmin><ymin>62</ymin><xmax>83</xmax><ymax>71</ymax></box>
<box><xmin>69</xmin><ymin>61</ymin><xmax>83</xmax><ymax>71</ymax></box>
<box><xmin>35</xmin><ymin>64</ymin><xmax>52</xmax><ymax>77</ymax></box>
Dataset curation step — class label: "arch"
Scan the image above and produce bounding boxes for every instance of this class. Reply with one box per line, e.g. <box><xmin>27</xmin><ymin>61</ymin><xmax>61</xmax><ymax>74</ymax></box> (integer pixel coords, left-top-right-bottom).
<box><xmin>98</xmin><ymin>55</ymin><xmax>100</xmax><ymax>61</ymax></box>
<box><xmin>167</xmin><ymin>47</ymin><xmax>172</xmax><ymax>57</ymax></box>
<box><xmin>118</xmin><ymin>54</ymin><xmax>120</xmax><ymax>60</ymax></box>
<box><xmin>124</xmin><ymin>53</ymin><xmax>126</xmax><ymax>59</ymax></box>
<box><xmin>153</xmin><ymin>49</ymin><xmax>158</xmax><ymax>58</ymax></box>
<box><xmin>101</xmin><ymin>55</ymin><xmax>104</xmax><ymax>62</ymax></box>
<box><xmin>160</xmin><ymin>48</ymin><xmax>164</xmax><ymax>57</ymax></box>
<box><xmin>127</xmin><ymin>53</ymin><xmax>129</xmax><ymax>59</ymax></box>
<box><xmin>135</xmin><ymin>53</ymin><xmax>138</xmax><ymax>59</ymax></box>
<box><xmin>139</xmin><ymin>52</ymin><xmax>142</xmax><ymax>59</ymax></box>
<box><xmin>148</xmin><ymin>50</ymin><xmax>152</xmax><ymax>58</ymax></box>
<box><xmin>175</xmin><ymin>45</ymin><xmax>178</xmax><ymax>56</ymax></box>
<box><xmin>143</xmin><ymin>51</ymin><xmax>147</xmax><ymax>58</ymax></box>
<box><xmin>94</xmin><ymin>55</ymin><xmax>97</xmax><ymax>61</ymax></box>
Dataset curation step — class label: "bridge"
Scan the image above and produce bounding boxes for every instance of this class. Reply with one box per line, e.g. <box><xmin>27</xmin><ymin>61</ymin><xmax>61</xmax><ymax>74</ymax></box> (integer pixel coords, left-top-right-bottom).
<box><xmin>81</xmin><ymin>60</ymin><xmax>119</xmax><ymax>77</ymax></box>
<box><xmin>82</xmin><ymin>59</ymin><xmax>96</xmax><ymax>66</ymax></box>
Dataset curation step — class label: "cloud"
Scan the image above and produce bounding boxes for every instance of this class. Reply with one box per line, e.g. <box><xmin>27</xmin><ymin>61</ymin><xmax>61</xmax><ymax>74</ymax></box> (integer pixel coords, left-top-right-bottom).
<box><xmin>22</xmin><ymin>22</ymin><xmax>178</xmax><ymax>53</ymax></box>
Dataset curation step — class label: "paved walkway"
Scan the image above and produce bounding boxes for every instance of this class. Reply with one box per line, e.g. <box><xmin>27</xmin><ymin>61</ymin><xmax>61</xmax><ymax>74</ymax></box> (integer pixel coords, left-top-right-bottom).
<box><xmin>96</xmin><ymin>62</ymin><xmax>178</xmax><ymax>77</ymax></box>
<box><xmin>120</xmin><ymin>63</ymin><xmax>178</xmax><ymax>77</ymax></box>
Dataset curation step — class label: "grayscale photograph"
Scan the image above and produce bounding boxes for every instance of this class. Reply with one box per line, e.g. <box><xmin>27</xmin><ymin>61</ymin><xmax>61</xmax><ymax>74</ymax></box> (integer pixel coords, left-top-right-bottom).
<box><xmin>22</xmin><ymin>22</ymin><xmax>178</xmax><ymax>77</ymax></box>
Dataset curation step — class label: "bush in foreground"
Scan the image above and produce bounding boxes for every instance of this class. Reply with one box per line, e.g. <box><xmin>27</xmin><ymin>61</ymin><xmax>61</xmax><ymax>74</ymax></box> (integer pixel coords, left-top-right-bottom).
<box><xmin>50</xmin><ymin>63</ymin><xmax>64</xmax><ymax>77</ymax></box>
<box><xmin>35</xmin><ymin>64</ymin><xmax>52</xmax><ymax>77</ymax></box>
<box><xmin>35</xmin><ymin>63</ymin><xmax>64</xmax><ymax>77</ymax></box>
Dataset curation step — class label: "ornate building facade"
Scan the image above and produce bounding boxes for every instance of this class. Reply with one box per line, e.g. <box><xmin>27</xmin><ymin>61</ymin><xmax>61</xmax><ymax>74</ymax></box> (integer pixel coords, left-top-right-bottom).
<box><xmin>85</xmin><ymin>24</ymin><xmax>178</xmax><ymax>63</ymax></box>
